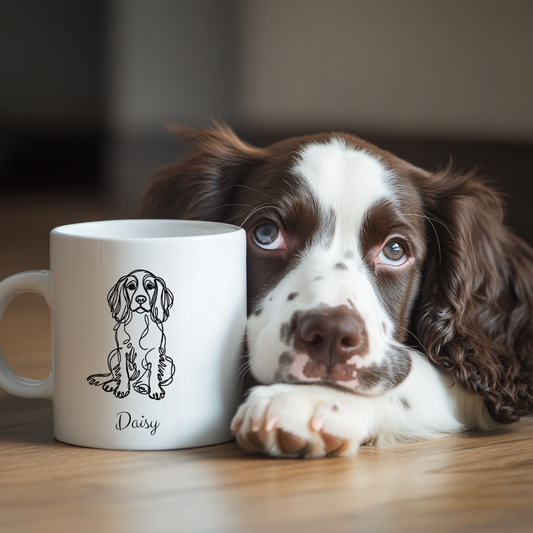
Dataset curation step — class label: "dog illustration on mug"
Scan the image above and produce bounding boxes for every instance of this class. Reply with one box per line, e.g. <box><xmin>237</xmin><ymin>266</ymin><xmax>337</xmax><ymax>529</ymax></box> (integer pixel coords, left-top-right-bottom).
<box><xmin>88</xmin><ymin>269</ymin><xmax>175</xmax><ymax>400</ymax></box>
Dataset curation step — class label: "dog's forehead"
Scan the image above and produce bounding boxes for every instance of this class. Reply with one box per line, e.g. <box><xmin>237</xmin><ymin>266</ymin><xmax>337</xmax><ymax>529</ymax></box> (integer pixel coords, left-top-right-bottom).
<box><xmin>292</xmin><ymin>138</ymin><xmax>392</xmax><ymax>234</ymax></box>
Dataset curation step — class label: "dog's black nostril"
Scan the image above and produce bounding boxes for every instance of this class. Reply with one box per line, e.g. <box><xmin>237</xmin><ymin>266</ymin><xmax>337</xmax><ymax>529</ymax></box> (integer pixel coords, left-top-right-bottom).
<box><xmin>310</xmin><ymin>334</ymin><xmax>323</xmax><ymax>345</ymax></box>
<box><xmin>136</xmin><ymin>295</ymin><xmax>147</xmax><ymax>305</ymax></box>
<box><xmin>298</xmin><ymin>318</ymin><xmax>324</xmax><ymax>346</ymax></box>
<box><xmin>296</xmin><ymin>306</ymin><xmax>367</xmax><ymax>367</ymax></box>
<box><xmin>340</xmin><ymin>332</ymin><xmax>361</xmax><ymax>348</ymax></box>
<box><xmin>299</xmin><ymin>325</ymin><xmax>324</xmax><ymax>346</ymax></box>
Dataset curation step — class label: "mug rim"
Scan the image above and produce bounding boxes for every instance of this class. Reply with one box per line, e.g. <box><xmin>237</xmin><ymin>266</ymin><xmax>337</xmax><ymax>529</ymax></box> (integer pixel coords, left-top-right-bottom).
<box><xmin>51</xmin><ymin>219</ymin><xmax>243</xmax><ymax>241</ymax></box>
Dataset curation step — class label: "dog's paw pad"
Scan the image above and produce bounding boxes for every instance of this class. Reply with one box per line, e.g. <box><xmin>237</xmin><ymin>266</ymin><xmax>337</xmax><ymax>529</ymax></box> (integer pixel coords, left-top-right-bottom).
<box><xmin>321</xmin><ymin>432</ymin><xmax>349</xmax><ymax>455</ymax></box>
<box><xmin>276</xmin><ymin>429</ymin><xmax>308</xmax><ymax>455</ymax></box>
<box><xmin>245</xmin><ymin>431</ymin><xmax>265</xmax><ymax>451</ymax></box>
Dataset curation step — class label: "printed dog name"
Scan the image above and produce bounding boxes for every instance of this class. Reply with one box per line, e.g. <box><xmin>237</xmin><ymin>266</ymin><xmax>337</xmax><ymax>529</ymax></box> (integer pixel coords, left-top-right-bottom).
<box><xmin>115</xmin><ymin>411</ymin><xmax>160</xmax><ymax>436</ymax></box>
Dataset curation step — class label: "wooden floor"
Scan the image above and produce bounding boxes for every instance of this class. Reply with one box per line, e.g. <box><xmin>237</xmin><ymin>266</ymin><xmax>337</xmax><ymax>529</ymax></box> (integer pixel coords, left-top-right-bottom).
<box><xmin>1</xmin><ymin>193</ymin><xmax>533</xmax><ymax>533</ymax></box>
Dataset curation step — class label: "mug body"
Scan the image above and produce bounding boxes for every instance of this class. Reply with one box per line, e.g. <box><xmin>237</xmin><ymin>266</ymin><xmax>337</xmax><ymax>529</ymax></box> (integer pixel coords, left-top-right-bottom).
<box><xmin>50</xmin><ymin>219</ymin><xmax>246</xmax><ymax>450</ymax></box>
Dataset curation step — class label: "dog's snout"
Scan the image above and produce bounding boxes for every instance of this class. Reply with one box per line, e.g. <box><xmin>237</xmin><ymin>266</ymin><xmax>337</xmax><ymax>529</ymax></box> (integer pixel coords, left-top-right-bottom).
<box><xmin>136</xmin><ymin>295</ymin><xmax>147</xmax><ymax>305</ymax></box>
<box><xmin>296</xmin><ymin>306</ymin><xmax>367</xmax><ymax>367</ymax></box>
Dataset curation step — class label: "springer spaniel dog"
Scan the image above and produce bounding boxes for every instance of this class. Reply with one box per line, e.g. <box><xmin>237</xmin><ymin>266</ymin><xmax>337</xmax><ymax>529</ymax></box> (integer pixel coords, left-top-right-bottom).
<box><xmin>140</xmin><ymin>123</ymin><xmax>533</xmax><ymax>458</ymax></box>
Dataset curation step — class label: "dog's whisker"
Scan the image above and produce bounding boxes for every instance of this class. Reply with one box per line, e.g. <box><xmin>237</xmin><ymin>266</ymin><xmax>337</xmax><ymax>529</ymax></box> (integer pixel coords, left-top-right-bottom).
<box><xmin>219</xmin><ymin>202</ymin><xmax>261</xmax><ymax>211</ymax></box>
<box><xmin>402</xmin><ymin>212</ymin><xmax>450</xmax><ymax>264</ymax></box>
<box><xmin>423</xmin><ymin>215</ymin><xmax>442</xmax><ymax>265</ymax></box>
<box><xmin>234</xmin><ymin>360</ymin><xmax>252</xmax><ymax>387</ymax></box>
<box><xmin>222</xmin><ymin>207</ymin><xmax>259</xmax><ymax>224</ymax></box>
<box><xmin>394</xmin><ymin>324</ymin><xmax>425</xmax><ymax>352</ymax></box>
<box><xmin>239</xmin><ymin>205</ymin><xmax>281</xmax><ymax>228</ymax></box>
<box><xmin>221</xmin><ymin>203</ymin><xmax>279</xmax><ymax>226</ymax></box>
<box><xmin>403</xmin><ymin>211</ymin><xmax>456</xmax><ymax>243</ymax></box>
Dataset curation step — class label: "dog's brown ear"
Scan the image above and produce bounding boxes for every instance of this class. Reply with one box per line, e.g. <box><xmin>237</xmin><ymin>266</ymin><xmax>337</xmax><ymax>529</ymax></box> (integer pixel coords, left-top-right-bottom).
<box><xmin>139</xmin><ymin>122</ymin><xmax>266</xmax><ymax>221</ymax></box>
<box><xmin>413</xmin><ymin>167</ymin><xmax>533</xmax><ymax>423</ymax></box>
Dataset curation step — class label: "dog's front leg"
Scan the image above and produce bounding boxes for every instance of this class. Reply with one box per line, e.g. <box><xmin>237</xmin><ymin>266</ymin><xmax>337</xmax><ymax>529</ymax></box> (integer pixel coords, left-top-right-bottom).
<box><xmin>142</xmin><ymin>349</ymin><xmax>166</xmax><ymax>400</ymax></box>
<box><xmin>111</xmin><ymin>325</ymin><xmax>133</xmax><ymax>399</ymax></box>
<box><xmin>231</xmin><ymin>353</ymin><xmax>493</xmax><ymax>458</ymax></box>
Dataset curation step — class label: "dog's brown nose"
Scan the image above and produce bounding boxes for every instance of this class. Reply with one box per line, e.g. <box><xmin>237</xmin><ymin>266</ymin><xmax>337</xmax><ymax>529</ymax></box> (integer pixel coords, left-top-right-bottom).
<box><xmin>296</xmin><ymin>306</ymin><xmax>367</xmax><ymax>367</ymax></box>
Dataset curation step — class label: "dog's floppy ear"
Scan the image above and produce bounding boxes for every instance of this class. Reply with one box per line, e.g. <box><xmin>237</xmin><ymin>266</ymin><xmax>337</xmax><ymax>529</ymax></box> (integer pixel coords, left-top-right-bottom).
<box><xmin>150</xmin><ymin>277</ymin><xmax>174</xmax><ymax>324</ymax></box>
<box><xmin>139</xmin><ymin>121</ymin><xmax>267</xmax><ymax>221</ymax></box>
<box><xmin>414</xmin><ymin>167</ymin><xmax>533</xmax><ymax>423</ymax></box>
<box><xmin>107</xmin><ymin>276</ymin><xmax>133</xmax><ymax>324</ymax></box>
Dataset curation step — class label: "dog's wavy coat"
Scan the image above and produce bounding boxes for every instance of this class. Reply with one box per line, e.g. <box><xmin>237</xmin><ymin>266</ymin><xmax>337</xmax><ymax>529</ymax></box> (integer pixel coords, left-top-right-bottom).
<box><xmin>140</xmin><ymin>123</ymin><xmax>533</xmax><ymax>458</ymax></box>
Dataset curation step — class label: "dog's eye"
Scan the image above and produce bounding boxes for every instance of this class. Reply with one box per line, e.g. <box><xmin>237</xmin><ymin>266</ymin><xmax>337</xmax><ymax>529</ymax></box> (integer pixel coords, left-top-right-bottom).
<box><xmin>253</xmin><ymin>223</ymin><xmax>286</xmax><ymax>250</ymax></box>
<box><xmin>379</xmin><ymin>241</ymin><xmax>407</xmax><ymax>265</ymax></box>
<box><xmin>145</xmin><ymin>282</ymin><xmax>155</xmax><ymax>290</ymax></box>
<box><xmin>126</xmin><ymin>282</ymin><xmax>136</xmax><ymax>291</ymax></box>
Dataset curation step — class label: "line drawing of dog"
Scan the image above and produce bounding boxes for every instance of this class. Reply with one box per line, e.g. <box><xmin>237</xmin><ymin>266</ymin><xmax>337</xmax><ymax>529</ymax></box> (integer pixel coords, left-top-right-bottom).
<box><xmin>87</xmin><ymin>269</ymin><xmax>175</xmax><ymax>400</ymax></box>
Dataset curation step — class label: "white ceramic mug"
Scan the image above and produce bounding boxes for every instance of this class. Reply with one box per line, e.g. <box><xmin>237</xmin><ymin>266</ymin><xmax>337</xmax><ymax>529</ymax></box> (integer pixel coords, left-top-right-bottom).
<box><xmin>0</xmin><ymin>219</ymin><xmax>246</xmax><ymax>450</ymax></box>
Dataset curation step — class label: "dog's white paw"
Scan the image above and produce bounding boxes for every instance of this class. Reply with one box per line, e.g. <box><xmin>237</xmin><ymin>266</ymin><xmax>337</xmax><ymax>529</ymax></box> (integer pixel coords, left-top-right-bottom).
<box><xmin>230</xmin><ymin>384</ymin><xmax>374</xmax><ymax>458</ymax></box>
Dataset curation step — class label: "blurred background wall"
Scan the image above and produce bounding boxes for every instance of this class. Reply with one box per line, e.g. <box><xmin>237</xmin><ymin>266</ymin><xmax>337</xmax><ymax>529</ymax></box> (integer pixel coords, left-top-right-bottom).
<box><xmin>1</xmin><ymin>0</ymin><xmax>533</xmax><ymax>240</ymax></box>
<box><xmin>0</xmin><ymin>0</ymin><xmax>105</xmax><ymax>191</ymax></box>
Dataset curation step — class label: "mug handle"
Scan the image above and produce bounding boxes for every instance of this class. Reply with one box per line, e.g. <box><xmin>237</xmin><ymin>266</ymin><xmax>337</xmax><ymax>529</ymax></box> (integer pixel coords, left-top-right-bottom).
<box><xmin>0</xmin><ymin>271</ymin><xmax>53</xmax><ymax>400</ymax></box>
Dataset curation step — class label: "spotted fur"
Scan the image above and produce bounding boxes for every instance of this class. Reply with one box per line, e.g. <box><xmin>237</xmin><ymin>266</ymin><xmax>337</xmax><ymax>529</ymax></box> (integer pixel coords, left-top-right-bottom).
<box><xmin>140</xmin><ymin>122</ymin><xmax>533</xmax><ymax>458</ymax></box>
